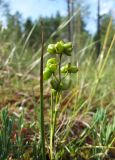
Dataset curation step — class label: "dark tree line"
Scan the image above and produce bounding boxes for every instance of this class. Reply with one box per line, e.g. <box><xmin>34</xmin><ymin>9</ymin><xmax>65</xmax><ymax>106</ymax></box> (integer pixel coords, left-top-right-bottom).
<box><xmin>0</xmin><ymin>0</ymin><xmax>115</xmax><ymax>56</ymax></box>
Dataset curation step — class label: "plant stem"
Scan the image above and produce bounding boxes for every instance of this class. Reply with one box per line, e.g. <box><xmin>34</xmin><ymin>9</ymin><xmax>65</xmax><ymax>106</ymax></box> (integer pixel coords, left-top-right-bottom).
<box><xmin>50</xmin><ymin>54</ymin><xmax>62</xmax><ymax>160</ymax></box>
<box><xmin>40</xmin><ymin>21</ymin><xmax>46</xmax><ymax>160</ymax></box>
<box><xmin>53</xmin><ymin>92</ymin><xmax>59</xmax><ymax>143</ymax></box>
<box><xmin>52</xmin><ymin>54</ymin><xmax>62</xmax><ymax>145</ymax></box>
<box><xmin>50</xmin><ymin>90</ymin><xmax>54</xmax><ymax>160</ymax></box>
<box><xmin>59</xmin><ymin>54</ymin><xmax>62</xmax><ymax>82</ymax></box>
<box><xmin>50</xmin><ymin>92</ymin><xmax>59</xmax><ymax>160</ymax></box>
<box><xmin>52</xmin><ymin>54</ymin><xmax>62</xmax><ymax>143</ymax></box>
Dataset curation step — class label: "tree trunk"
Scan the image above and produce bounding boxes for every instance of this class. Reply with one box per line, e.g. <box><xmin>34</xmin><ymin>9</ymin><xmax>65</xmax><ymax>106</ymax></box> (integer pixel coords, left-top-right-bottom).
<box><xmin>67</xmin><ymin>0</ymin><xmax>72</xmax><ymax>41</ymax></box>
<box><xmin>97</xmin><ymin>0</ymin><xmax>101</xmax><ymax>57</ymax></box>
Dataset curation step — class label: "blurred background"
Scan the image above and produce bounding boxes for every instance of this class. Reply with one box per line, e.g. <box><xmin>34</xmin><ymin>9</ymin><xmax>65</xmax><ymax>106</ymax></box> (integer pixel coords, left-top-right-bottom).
<box><xmin>0</xmin><ymin>0</ymin><xmax>115</xmax><ymax>52</ymax></box>
<box><xmin>0</xmin><ymin>0</ymin><xmax>115</xmax><ymax>81</ymax></box>
<box><xmin>0</xmin><ymin>2</ymin><xmax>115</xmax><ymax>159</ymax></box>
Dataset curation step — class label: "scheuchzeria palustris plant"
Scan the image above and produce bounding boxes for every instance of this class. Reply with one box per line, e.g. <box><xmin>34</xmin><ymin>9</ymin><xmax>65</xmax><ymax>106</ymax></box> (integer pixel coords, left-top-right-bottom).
<box><xmin>43</xmin><ymin>41</ymin><xmax>78</xmax><ymax>160</ymax></box>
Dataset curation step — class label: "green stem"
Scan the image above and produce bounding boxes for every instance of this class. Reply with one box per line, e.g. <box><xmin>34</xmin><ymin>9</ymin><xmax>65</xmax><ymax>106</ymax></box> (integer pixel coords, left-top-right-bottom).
<box><xmin>40</xmin><ymin>21</ymin><xmax>46</xmax><ymax>160</ymax></box>
<box><xmin>50</xmin><ymin>90</ymin><xmax>54</xmax><ymax>160</ymax></box>
<box><xmin>59</xmin><ymin>54</ymin><xmax>62</xmax><ymax>82</ymax></box>
<box><xmin>50</xmin><ymin>91</ymin><xmax>59</xmax><ymax>160</ymax></box>
<box><xmin>53</xmin><ymin>92</ymin><xmax>59</xmax><ymax>142</ymax></box>
<box><xmin>50</xmin><ymin>54</ymin><xmax>62</xmax><ymax>160</ymax></box>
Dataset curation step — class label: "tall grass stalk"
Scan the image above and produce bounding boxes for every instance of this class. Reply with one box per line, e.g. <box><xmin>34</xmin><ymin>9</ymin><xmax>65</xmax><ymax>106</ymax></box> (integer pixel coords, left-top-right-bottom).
<box><xmin>50</xmin><ymin>90</ymin><xmax>54</xmax><ymax>160</ymax></box>
<box><xmin>86</xmin><ymin>19</ymin><xmax>115</xmax><ymax>111</ymax></box>
<box><xmin>40</xmin><ymin>22</ymin><xmax>46</xmax><ymax>160</ymax></box>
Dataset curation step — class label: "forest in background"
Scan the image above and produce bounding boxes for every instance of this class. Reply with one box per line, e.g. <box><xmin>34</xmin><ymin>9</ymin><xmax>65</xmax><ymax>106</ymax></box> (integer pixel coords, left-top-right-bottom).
<box><xmin>0</xmin><ymin>0</ymin><xmax>115</xmax><ymax>57</ymax></box>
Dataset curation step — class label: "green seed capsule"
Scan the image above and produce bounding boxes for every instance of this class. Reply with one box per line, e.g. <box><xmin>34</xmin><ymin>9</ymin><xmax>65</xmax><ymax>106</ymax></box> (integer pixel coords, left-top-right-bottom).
<box><xmin>55</xmin><ymin>41</ymin><xmax>64</xmax><ymax>54</ymax></box>
<box><xmin>46</xmin><ymin>58</ymin><xmax>57</xmax><ymax>72</ymax></box>
<box><xmin>47</xmin><ymin>44</ymin><xmax>56</xmax><ymax>54</ymax></box>
<box><xmin>69</xmin><ymin>66</ymin><xmax>78</xmax><ymax>73</ymax></box>
<box><xmin>61</xmin><ymin>64</ymin><xmax>78</xmax><ymax>74</ymax></box>
<box><xmin>63</xmin><ymin>42</ymin><xmax>73</xmax><ymax>56</ymax></box>
<box><xmin>43</xmin><ymin>68</ymin><xmax>52</xmax><ymax>80</ymax></box>
<box><xmin>61</xmin><ymin>65</ymin><xmax>68</xmax><ymax>73</ymax></box>
<box><xmin>50</xmin><ymin>80</ymin><xmax>60</xmax><ymax>91</ymax></box>
<box><xmin>64</xmin><ymin>42</ymin><xmax>72</xmax><ymax>49</ymax></box>
<box><xmin>48</xmin><ymin>64</ymin><xmax>57</xmax><ymax>72</ymax></box>
<box><xmin>61</xmin><ymin>77</ymin><xmax>71</xmax><ymax>90</ymax></box>
<box><xmin>47</xmin><ymin>58</ymin><xmax>57</xmax><ymax>65</ymax></box>
<box><xmin>64</xmin><ymin>50</ymin><xmax>72</xmax><ymax>56</ymax></box>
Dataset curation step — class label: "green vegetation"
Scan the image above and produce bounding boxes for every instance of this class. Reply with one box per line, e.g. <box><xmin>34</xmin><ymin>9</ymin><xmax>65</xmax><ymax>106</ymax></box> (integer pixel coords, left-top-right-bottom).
<box><xmin>0</xmin><ymin>0</ymin><xmax>115</xmax><ymax>160</ymax></box>
<box><xmin>44</xmin><ymin>41</ymin><xmax>78</xmax><ymax>160</ymax></box>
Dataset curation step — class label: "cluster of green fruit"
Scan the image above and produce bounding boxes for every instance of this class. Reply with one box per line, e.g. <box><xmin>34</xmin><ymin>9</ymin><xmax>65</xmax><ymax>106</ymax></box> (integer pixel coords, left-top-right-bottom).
<box><xmin>43</xmin><ymin>41</ymin><xmax>78</xmax><ymax>91</ymax></box>
<box><xmin>47</xmin><ymin>40</ymin><xmax>72</xmax><ymax>56</ymax></box>
<box><xmin>43</xmin><ymin>58</ymin><xmax>57</xmax><ymax>80</ymax></box>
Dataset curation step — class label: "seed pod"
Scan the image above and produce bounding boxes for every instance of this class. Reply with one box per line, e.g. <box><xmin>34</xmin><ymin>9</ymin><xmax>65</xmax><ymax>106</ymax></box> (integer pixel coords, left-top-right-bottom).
<box><xmin>48</xmin><ymin>64</ymin><xmax>57</xmax><ymax>72</ymax></box>
<box><xmin>47</xmin><ymin>58</ymin><xmax>57</xmax><ymax>65</ymax></box>
<box><xmin>60</xmin><ymin>76</ymin><xmax>71</xmax><ymax>90</ymax></box>
<box><xmin>69</xmin><ymin>66</ymin><xmax>78</xmax><ymax>73</ymax></box>
<box><xmin>47</xmin><ymin>44</ymin><xmax>56</xmax><ymax>54</ymax></box>
<box><xmin>46</xmin><ymin>58</ymin><xmax>57</xmax><ymax>72</ymax></box>
<box><xmin>61</xmin><ymin>64</ymin><xmax>78</xmax><ymax>74</ymax></box>
<box><xmin>63</xmin><ymin>42</ymin><xmax>73</xmax><ymax>56</ymax></box>
<box><xmin>61</xmin><ymin>65</ymin><xmax>68</xmax><ymax>73</ymax></box>
<box><xmin>43</xmin><ymin>68</ymin><xmax>52</xmax><ymax>80</ymax></box>
<box><xmin>55</xmin><ymin>41</ymin><xmax>64</xmax><ymax>54</ymax></box>
<box><xmin>66</xmin><ymin>48</ymin><xmax>73</xmax><ymax>56</ymax></box>
<box><xmin>64</xmin><ymin>42</ymin><xmax>72</xmax><ymax>49</ymax></box>
<box><xmin>50</xmin><ymin>79</ymin><xmax>60</xmax><ymax>91</ymax></box>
